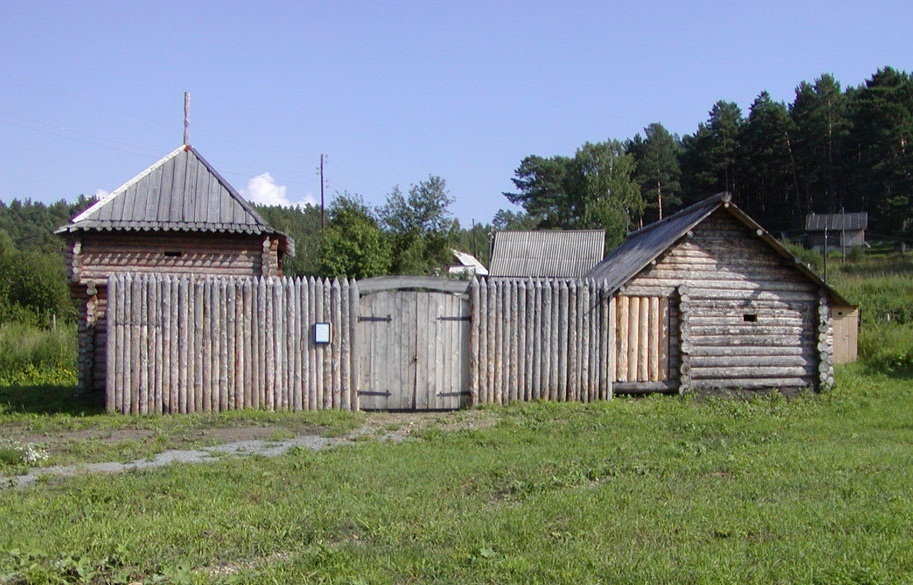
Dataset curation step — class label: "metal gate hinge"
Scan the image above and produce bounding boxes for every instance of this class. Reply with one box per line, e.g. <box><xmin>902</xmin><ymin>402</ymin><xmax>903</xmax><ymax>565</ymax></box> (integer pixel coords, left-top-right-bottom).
<box><xmin>358</xmin><ymin>315</ymin><xmax>392</xmax><ymax>323</ymax></box>
<box><xmin>357</xmin><ymin>390</ymin><xmax>392</xmax><ymax>397</ymax></box>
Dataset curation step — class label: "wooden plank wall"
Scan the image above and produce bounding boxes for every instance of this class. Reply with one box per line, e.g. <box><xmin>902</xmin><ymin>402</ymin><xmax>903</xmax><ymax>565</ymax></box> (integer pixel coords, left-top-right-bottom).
<box><xmin>470</xmin><ymin>278</ymin><xmax>613</xmax><ymax>404</ymax></box>
<box><xmin>106</xmin><ymin>273</ymin><xmax>358</xmax><ymax>414</ymax></box>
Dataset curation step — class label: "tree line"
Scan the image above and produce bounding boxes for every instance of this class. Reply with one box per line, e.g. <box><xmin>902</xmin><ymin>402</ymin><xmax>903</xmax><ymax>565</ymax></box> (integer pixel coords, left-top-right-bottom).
<box><xmin>506</xmin><ymin>66</ymin><xmax>913</xmax><ymax>242</ymax></box>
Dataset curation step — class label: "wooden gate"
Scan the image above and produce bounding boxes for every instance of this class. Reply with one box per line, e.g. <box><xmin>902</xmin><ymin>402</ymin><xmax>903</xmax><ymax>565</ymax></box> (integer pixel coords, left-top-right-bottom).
<box><xmin>356</xmin><ymin>277</ymin><xmax>471</xmax><ymax>410</ymax></box>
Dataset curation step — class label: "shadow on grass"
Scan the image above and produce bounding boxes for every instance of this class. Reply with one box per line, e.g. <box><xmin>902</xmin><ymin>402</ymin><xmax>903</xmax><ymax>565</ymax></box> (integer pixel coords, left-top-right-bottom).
<box><xmin>0</xmin><ymin>384</ymin><xmax>105</xmax><ymax>416</ymax></box>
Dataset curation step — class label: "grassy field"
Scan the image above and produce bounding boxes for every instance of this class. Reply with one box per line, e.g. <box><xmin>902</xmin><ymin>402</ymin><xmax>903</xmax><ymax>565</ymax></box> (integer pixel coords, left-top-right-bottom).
<box><xmin>2</xmin><ymin>365</ymin><xmax>913</xmax><ymax>584</ymax></box>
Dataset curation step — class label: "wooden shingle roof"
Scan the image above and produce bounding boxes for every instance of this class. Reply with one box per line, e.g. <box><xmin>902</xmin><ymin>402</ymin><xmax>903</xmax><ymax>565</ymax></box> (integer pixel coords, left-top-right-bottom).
<box><xmin>489</xmin><ymin>229</ymin><xmax>605</xmax><ymax>278</ymax></box>
<box><xmin>57</xmin><ymin>145</ymin><xmax>293</xmax><ymax>253</ymax></box>
<box><xmin>585</xmin><ymin>192</ymin><xmax>851</xmax><ymax>306</ymax></box>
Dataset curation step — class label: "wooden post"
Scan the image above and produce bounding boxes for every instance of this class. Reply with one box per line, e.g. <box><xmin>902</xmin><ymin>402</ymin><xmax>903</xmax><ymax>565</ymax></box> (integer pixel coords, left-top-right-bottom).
<box><xmin>566</xmin><ymin>279</ymin><xmax>578</xmax><ymax>401</ymax></box>
<box><xmin>469</xmin><ymin>278</ymin><xmax>480</xmax><ymax>406</ymax></box>
<box><xmin>349</xmin><ymin>280</ymin><xmax>360</xmax><ymax>411</ymax></box>
<box><xmin>638</xmin><ymin>297</ymin><xmax>650</xmax><ymax>382</ymax></box>
<box><xmin>617</xmin><ymin>295</ymin><xmax>628</xmax><ymax>382</ymax></box>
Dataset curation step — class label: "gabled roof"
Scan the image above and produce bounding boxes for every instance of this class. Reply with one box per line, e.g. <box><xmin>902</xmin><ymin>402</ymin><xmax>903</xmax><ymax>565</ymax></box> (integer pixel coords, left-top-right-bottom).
<box><xmin>805</xmin><ymin>212</ymin><xmax>868</xmax><ymax>231</ymax></box>
<box><xmin>489</xmin><ymin>229</ymin><xmax>605</xmax><ymax>278</ymax></box>
<box><xmin>585</xmin><ymin>193</ymin><xmax>851</xmax><ymax>306</ymax></box>
<box><xmin>56</xmin><ymin>145</ymin><xmax>293</xmax><ymax>254</ymax></box>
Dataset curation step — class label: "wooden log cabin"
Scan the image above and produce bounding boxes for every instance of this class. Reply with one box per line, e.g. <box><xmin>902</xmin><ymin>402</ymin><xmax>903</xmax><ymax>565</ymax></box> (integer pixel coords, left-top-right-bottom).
<box><xmin>56</xmin><ymin>145</ymin><xmax>293</xmax><ymax>393</ymax></box>
<box><xmin>586</xmin><ymin>192</ymin><xmax>857</xmax><ymax>393</ymax></box>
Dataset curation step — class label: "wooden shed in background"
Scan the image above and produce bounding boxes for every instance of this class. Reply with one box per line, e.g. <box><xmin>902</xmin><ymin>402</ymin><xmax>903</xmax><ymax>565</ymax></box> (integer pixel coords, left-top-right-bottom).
<box><xmin>586</xmin><ymin>192</ymin><xmax>857</xmax><ymax>393</ymax></box>
<box><xmin>56</xmin><ymin>144</ymin><xmax>293</xmax><ymax>392</ymax></box>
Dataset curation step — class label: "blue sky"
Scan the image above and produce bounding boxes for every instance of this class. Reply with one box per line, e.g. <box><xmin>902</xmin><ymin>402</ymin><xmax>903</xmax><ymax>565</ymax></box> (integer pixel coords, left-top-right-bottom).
<box><xmin>0</xmin><ymin>1</ymin><xmax>909</xmax><ymax>225</ymax></box>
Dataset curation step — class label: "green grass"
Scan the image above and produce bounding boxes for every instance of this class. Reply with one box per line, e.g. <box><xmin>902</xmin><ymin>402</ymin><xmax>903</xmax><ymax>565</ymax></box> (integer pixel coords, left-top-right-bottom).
<box><xmin>0</xmin><ymin>323</ymin><xmax>76</xmax><ymax>385</ymax></box>
<box><xmin>2</xmin><ymin>366</ymin><xmax>913</xmax><ymax>583</ymax></box>
<box><xmin>0</xmin><ymin>382</ymin><xmax>365</xmax><ymax>472</ymax></box>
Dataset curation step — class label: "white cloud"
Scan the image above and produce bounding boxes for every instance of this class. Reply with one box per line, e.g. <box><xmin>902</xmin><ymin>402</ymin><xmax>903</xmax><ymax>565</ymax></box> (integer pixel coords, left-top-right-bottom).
<box><xmin>241</xmin><ymin>172</ymin><xmax>317</xmax><ymax>208</ymax></box>
<box><xmin>94</xmin><ymin>188</ymin><xmax>109</xmax><ymax>199</ymax></box>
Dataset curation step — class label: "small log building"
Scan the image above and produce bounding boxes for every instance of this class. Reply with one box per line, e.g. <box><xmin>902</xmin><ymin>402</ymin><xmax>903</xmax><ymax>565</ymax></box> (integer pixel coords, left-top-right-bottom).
<box><xmin>56</xmin><ymin>145</ymin><xmax>293</xmax><ymax>392</ymax></box>
<box><xmin>586</xmin><ymin>193</ymin><xmax>857</xmax><ymax>392</ymax></box>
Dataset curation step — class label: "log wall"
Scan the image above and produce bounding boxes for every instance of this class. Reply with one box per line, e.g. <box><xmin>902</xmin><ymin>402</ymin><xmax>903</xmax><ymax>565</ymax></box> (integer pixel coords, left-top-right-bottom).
<box><xmin>106</xmin><ymin>274</ymin><xmax>358</xmax><ymax>414</ymax></box>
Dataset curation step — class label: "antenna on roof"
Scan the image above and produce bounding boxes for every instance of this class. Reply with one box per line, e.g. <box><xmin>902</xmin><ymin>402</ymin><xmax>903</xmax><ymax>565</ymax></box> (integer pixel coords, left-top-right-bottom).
<box><xmin>183</xmin><ymin>92</ymin><xmax>191</xmax><ymax>147</ymax></box>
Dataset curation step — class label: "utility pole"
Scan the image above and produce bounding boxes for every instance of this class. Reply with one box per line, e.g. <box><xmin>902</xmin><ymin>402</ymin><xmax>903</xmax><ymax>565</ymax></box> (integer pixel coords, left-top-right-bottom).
<box><xmin>319</xmin><ymin>153</ymin><xmax>326</xmax><ymax>229</ymax></box>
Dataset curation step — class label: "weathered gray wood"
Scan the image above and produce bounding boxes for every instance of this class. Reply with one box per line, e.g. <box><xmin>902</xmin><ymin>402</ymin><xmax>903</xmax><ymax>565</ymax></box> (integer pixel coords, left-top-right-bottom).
<box><xmin>106</xmin><ymin>276</ymin><xmax>119</xmax><ymax>412</ymax></box>
<box><xmin>603</xmin><ymin>292</ymin><xmax>613</xmax><ymax>399</ymax></box>
<box><xmin>557</xmin><ymin>280</ymin><xmax>569</xmax><ymax>401</ymax></box>
<box><xmin>477</xmin><ymin>279</ymin><xmax>489</xmax><ymax>404</ymax></box>
<box><xmin>307</xmin><ymin>277</ymin><xmax>317</xmax><ymax>410</ymax></box>
<box><xmin>614</xmin><ymin>381</ymin><xmax>677</xmax><ymax>393</ymax></box>
<box><xmin>469</xmin><ymin>279</ymin><xmax>480</xmax><ymax>405</ymax></box>
<box><xmin>508</xmin><ymin>280</ymin><xmax>519</xmax><ymax>403</ymax></box>
<box><xmin>358</xmin><ymin>276</ymin><xmax>471</xmax><ymax>294</ymax></box>
<box><xmin>567</xmin><ymin>279</ymin><xmax>577</xmax><ymax>401</ymax></box>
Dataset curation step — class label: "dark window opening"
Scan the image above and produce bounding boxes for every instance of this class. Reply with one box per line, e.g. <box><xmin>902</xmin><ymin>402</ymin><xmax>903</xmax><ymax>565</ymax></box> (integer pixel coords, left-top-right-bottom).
<box><xmin>164</xmin><ymin>251</ymin><xmax>183</xmax><ymax>258</ymax></box>
<box><xmin>743</xmin><ymin>314</ymin><xmax>758</xmax><ymax>323</ymax></box>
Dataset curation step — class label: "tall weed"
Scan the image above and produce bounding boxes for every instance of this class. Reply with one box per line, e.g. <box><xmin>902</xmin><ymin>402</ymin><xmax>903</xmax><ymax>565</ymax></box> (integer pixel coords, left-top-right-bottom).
<box><xmin>0</xmin><ymin>323</ymin><xmax>76</xmax><ymax>384</ymax></box>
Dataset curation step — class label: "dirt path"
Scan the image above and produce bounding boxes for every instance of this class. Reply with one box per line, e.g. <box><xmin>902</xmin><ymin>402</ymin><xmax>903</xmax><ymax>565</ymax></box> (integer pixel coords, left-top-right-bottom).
<box><xmin>2</xmin><ymin>410</ymin><xmax>498</xmax><ymax>489</ymax></box>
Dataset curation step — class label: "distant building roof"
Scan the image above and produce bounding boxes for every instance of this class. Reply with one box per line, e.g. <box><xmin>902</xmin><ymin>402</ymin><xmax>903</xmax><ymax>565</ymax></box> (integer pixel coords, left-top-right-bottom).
<box><xmin>449</xmin><ymin>249</ymin><xmax>488</xmax><ymax>276</ymax></box>
<box><xmin>805</xmin><ymin>212</ymin><xmax>868</xmax><ymax>232</ymax></box>
<box><xmin>489</xmin><ymin>229</ymin><xmax>605</xmax><ymax>278</ymax></box>
<box><xmin>56</xmin><ymin>145</ymin><xmax>293</xmax><ymax>254</ymax></box>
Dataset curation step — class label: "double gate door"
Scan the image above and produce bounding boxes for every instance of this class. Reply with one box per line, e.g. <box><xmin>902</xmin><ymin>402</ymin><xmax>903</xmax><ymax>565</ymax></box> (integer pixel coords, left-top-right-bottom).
<box><xmin>357</xmin><ymin>286</ymin><xmax>471</xmax><ymax>410</ymax></box>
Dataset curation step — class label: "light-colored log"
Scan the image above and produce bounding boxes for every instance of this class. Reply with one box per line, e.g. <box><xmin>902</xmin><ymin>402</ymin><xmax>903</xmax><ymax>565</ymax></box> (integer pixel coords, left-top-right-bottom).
<box><xmin>616</xmin><ymin>295</ymin><xmax>628</xmax><ymax>382</ymax></box>
<box><xmin>638</xmin><ymin>297</ymin><xmax>650</xmax><ymax>382</ymax></box>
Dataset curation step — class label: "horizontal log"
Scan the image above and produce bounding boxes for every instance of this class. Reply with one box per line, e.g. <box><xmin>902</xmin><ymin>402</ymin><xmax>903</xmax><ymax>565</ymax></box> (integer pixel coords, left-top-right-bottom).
<box><xmin>689</xmin><ymin>345</ymin><xmax>806</xmax><ymax>357</ymax></box>
<box><xmin>690</xmin><ymin>325</ymin><xmax>806</xmax><ymax>336</ymax></box>
<box><xmin>691</xmin><ymin>378</ymin><xmax>813</xmax><ymax>390</ymax></box>
<box><xmin>613</xmin><ymin>381</ymin><xmax>678</xmax><ymax>394</ymax></box>
<box><xmin>689</xmin><ymin>317</ymin><xmax>810</xmax><ymax>329</ymax></box>
<box><xmin>691</xmin><ymin>355</ymin><xmax>812</xmax><ymax>368</ymax></box>
<box><xmin>693</xmin><ymin>336</ymin><xmax>815</xmax><ymax>348</ymax></box>
<box><xmin>618</xmin><ymin>285</ymin><xmax>678</xmax><ymax>297</ymax></box>
<box><xmin>358</xmin><ymin>276</ymin><xmax>472</xmax><ymax>294</ymax></box>
<box><xmin>683</xmin><ymin>299</ymin><xmax>814</xmax><ymax>312</ymax></box>
<box><xmin>686</xmin><ymin>288</ymin><xmax>817</xmax><ymax>302</ymax></box>
<box><xmin>693</xmin><ymin>366</ymin><xmax>815</xmax><ymax>379</ymax></box>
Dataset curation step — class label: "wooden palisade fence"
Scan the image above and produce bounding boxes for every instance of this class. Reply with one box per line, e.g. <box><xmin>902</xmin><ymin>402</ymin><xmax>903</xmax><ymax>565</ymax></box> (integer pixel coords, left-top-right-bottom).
<box><xmin>470</xmin><ymin>278</ymin><xmax>615</xmax><ymax>404</ymax></box>
<box><xmin>106</xmin><ymin>274</ymin><xmax>358</xmax><ymax>414</ymax></box>
<box><xmin>106</xmin><ymin>274</ymin><xmax>630</xmax><ymax>413</ymax></box>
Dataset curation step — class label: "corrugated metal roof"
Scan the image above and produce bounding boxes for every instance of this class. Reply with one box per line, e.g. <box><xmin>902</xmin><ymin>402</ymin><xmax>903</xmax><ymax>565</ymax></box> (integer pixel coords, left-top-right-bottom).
<box><xmin>585</xmin><ymin>192</ymin><xmax>851</xmax><ymax>306</ymax></box>
<box><xmin>56</xmin><ymin>145</ymin><xmax>293</xmax><ymax>253</ymax></box>
<box><xmin>489</xmin><ymin>229</ymin><xmax>605</xmax><ymax>277</ymax></box>
<box><xmin>805</xmin><ymin>212</ymin><xmax>868</xmax><ymax>231</ymax></box>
